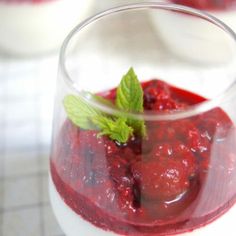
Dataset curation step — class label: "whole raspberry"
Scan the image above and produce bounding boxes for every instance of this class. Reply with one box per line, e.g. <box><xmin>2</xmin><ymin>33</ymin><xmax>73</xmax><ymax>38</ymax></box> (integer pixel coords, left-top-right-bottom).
<box><xmin>132</xmin><ymin>159</ymin><xmax>189</xmax><ymax>201</ymax></box>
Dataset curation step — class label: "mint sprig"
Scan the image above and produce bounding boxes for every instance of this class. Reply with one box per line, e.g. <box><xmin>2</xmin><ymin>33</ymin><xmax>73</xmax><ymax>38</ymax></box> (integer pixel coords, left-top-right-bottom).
<box><xmin>93</xmin><ymin>116</ymin><xmax>133</xmax><ymax>143</ymax></box>
<box><xmin>63</xmin><ymin>95</ymin><xmax>100</xmax><ymax>130</ymax></box>
<box><xmin>116</xmin><ymin>68</ymin><xmax>143</xmax><ymax>112</ymax></box>
<box><xmin>63</xmin><ymin>67</ymin><xmax>146</xmax><ymax>143</ymax></box>
<box><xmin>116</xmin><ymin>67</ymin><xmax>146</xmax><ymax>136</ymax></box>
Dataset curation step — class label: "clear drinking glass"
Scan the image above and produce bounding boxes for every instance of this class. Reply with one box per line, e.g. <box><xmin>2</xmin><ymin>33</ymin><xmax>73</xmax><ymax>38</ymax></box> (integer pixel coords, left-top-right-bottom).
<box><xmin>49</xmin><ymin>3</ymin><xmax>236</xmax><ymax>236</ymax></box>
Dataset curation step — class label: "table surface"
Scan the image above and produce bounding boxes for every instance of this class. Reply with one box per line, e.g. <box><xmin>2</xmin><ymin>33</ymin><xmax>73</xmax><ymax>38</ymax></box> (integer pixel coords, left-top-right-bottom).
<box><xmin>0</xmin><ymin>54</ymin><xmax>65</xmax><ymax>236</ymax></box>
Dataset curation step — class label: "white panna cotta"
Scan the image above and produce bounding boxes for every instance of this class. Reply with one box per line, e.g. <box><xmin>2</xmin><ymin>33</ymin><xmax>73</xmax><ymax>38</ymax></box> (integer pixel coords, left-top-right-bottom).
<box><xmin>49</xmin><ymin>175</ymin><xmax>117</xmax><ymax>236</ymax></box>
<box><xmin>49</xmin><ymin>175</ymin><xmax>236</xmax><ymax>236</ymax></box>
<box><xmin>150</xmin><ymin>1</ymin><xmax>236</xmax><ymax>64</ymax></box>
<box><xmin>0</xmin><ymin>0</ymin><xmax>93</xmax><ymax>56</ymax></box>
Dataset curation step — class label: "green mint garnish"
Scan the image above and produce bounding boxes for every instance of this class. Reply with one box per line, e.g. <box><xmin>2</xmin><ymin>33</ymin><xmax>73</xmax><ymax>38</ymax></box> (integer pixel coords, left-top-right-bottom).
<box><xmin>63</xmin><ymin>95</ymin><xmax>100</xmax><ymax>130</ymax></box>
<box><xmin>92</xmin><ymin>93</ymin><xmax>114</xmax><ymax>108</ymax></box>
<box><xmin>63</xmin><ymin>67</ymin><xmax>146</xmax><ymax>143</ymax></box>
<box><xmin>64</xmin><ymin>95</ymin><xmax>132</xmax><ymax>143</ymax></box>
<box><xmin>116</xmin><ymin>67</ymin><xmax>146</xmax><ymax>137</ymax></box>
<box><xmin>93</xmin><ymin>116</ymin><xmax>133</xmax><ymax>143</ymax></box>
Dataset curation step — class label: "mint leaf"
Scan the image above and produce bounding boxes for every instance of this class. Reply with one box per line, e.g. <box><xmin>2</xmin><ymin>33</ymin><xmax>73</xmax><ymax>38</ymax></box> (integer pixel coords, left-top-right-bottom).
<box><xmin>93</xmin><ymin>116</ymin><xmax>133</xmax><ymax>143</ymax></box>
<box><xmin>92</xmin><ymin>94</ymin><xmax>114</xmax><ymax>108</ymax></box>
<box><xmin>63</xmin><ymin>67</ymin><xmax>146</xmax><ymax>143</ymax></box>
<box><xmin>63</xmin><ymin>94</ymin><xmax>133</xmax><ymax>143</ymax></box>
<box><xmin>116</xmin><ymin>67</ymin><xmax>143</xmax><ymax>112</ymax></box>
<box><xmin>63</xmin><ymin>95</ymin><xmax>101</xmax><ymax>129</ymax></box>
<box><xmin>116</xmin><ymin>67</ymin><xmax>146</xmax><ymax>136</ymax></box>
<box><xmin>130</xmin><ymin>119</ymin><xmax>147</xmax><ymax>137</ymax></box>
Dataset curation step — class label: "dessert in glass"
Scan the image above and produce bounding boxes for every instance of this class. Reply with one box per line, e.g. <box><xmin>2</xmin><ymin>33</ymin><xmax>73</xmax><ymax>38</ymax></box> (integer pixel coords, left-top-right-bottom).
<box><xmin>0</xmin><ymin>0</ymin><xmax>93</xmax><ymax>56</ymax></box>
<box><xmin>49</xmin><ymin>3</ymin><xmax>236</xmax><ymax>236</ymax></box>
<box><xmin>172</xmin><ymin>0</ymin><xmax>236</xmax><ymax>40</ymax></box>
<box><xmin>171</xmin><ymin>0</ymin><xmax>236</xmax><ymax>31</ymax></box>
<box><xmin>171</xmin><ymin>0</ymin><xmax>236</xmax><ymax>10</ymax></box>
<box><xmin>150</xmin><ymin>0</ymin><xmax>236</xmax><ymax>63</ymax></box>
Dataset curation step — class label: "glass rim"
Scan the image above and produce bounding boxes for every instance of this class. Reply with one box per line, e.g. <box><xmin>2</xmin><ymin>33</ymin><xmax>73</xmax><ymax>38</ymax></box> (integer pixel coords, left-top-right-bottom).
<box><xmin>59</xmin><ymin>2</ymin><xmax>236</xmax><ymax>121</ymax></box>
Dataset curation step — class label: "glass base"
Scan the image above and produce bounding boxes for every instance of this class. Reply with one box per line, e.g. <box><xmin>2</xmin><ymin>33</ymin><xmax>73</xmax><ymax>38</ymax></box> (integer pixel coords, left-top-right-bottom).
<box><xmin>49</xmin><ymin>174</ymin><xmax>236</xmax><ymax>236</ymax></box>
<box><xmin>49</xmin><ymin>175</ymin><xmax>117</xmax><ymax>236</ymax></box>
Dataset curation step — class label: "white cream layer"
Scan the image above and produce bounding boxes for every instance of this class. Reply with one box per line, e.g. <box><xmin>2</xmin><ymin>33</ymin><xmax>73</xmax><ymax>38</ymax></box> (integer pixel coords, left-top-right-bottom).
<box><xmin>0</xmin><ymin>0</ymin><xmax>92</xmax><ymax>55</ymax></box>
<box><xmin>150</xmin><ymin>3</ymin><xmax>236</xmax><ymax>64</ymax></box>
<box><xmin>49</xmin><ymin>175</ymin><xmax>236</xmax><ymax>236</ymax></box>
<box><xmin>49</xmin><ymin>175</ymin><xmax>117</xmax><ymax>236</ymax></box>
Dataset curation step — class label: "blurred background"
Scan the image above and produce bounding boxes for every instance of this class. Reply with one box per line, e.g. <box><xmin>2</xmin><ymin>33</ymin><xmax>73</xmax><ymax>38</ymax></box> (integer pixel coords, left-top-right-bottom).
<box><xmin>0</xmin><ymin>0</ymin><xmax>236</xmax><ymax>235</ymax></box>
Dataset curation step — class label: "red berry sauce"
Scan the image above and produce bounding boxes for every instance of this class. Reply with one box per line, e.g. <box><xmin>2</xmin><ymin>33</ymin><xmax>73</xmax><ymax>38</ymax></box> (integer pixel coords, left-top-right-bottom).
<box><xmin>171</xmin><ymin>0</ymin><xmax>236</xmax><ymax>11</ymax></box>
<box><xmin>2</xmin><ymin>0</ymin><xmax>54</xmax><ymax>4</ymax></box>
<box><xmin>50</xmin><ymin>79</ymin><xmax>236</xmax><ymax>235</ymax></box>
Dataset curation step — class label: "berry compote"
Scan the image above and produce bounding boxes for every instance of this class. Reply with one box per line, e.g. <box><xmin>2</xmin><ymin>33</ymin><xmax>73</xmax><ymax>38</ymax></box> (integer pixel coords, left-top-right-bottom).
<box><xmin>3</xmin><ymin>0</ymin><xmax>54</xmax><ymax>4</ymax></box>
<box><xmin>50</xmin><ymin>79</ymin><xmax>236</xmax><ymax>235</ymax></box>
<box><xmin>171</xmin><ymin>0</ymin><xmax>236</xmax><ymax>11</ymax></box>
